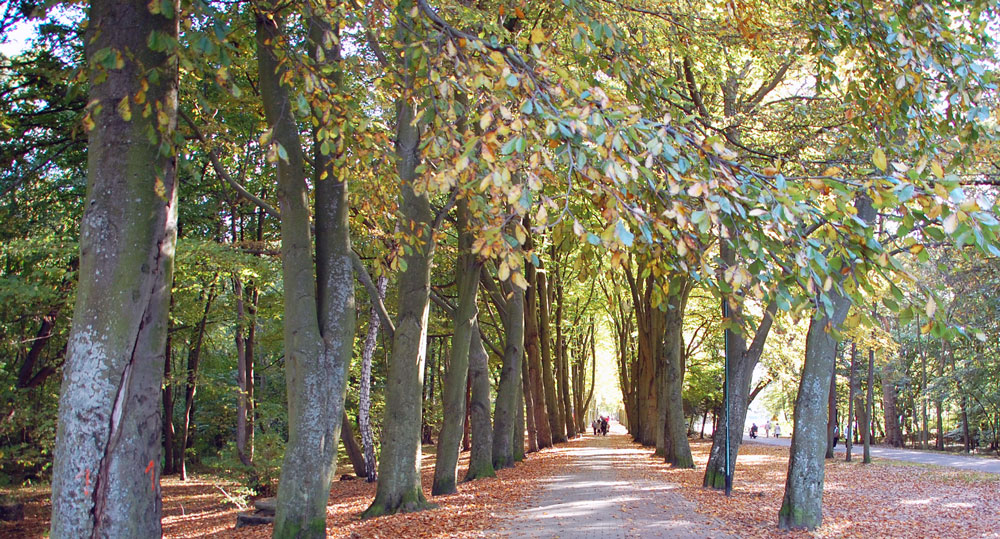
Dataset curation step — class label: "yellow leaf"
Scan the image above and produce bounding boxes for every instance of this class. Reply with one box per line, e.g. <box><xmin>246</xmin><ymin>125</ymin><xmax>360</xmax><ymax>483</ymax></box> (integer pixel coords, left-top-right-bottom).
<box><xmin>479</xmin><ymin>111</ymin><xmax>493</xmax><ymax>131</ymax></box>
<box><xmin>873</xmin><ymin>148</ymin><xmax>887</xmax><ymax>172</ymax></box>
<box><xmin>498</xmin><ymin>260</ymin><xmax>511</xmax><ymax>281</ymax></box>
<box><xmin>511</xmin><ymin>270</ymin><xmax>528</xmax><ymax>289</ymax></box>
<box><xmin>514</xmin><ymin>225</ymin><xmax>527</xmax><ymax>245</ymax></box>
<box><xmin>154</xmin><ymin>176</ymin><xmax>167</xmax><ymax>200</ymax></box>
<box><xmin>822</xmin><ymin>167</ymin><xmax>841</xmax><ymax>177</ymax></box>
<box><xmin>530</xmin><ymin>28</ymin><xmax>546</xmax><ymax>44</ymax></box>
<box><xmin>117</xmin><ymin>96</ymin><xmax>131</xmax><ymax>121</ymax></box>
<box><xmin>909</xmin><ymin>244</ymin><xmax>924</xmax><ymax>255</ymax></box>
<box><xmin>931</xmin><ymin>160</ymin><xmax>944</xmax><ymax>179</ymax></box>
<box><xmin>925</xmin><ymin>297</ymin><xmax>937</xmax><ymax>318</ymax></box>
<box><xmin>536</xmin><ymin>204</ymin><xmax>548</xmax><ymax>224</ymax></box>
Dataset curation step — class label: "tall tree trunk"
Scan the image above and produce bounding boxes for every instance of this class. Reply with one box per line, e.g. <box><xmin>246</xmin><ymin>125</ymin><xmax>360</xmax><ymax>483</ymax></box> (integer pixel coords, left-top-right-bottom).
<box><xmin>536</xmin><ymin>267</ymin><xmax>565</xmax><ymax>443</ymax></box>
<box><xmin>261</xmin><ymin>7</ymin><xmax>358</xmax><ymax>535</ymax></box>
<box><xmin>882</xmin><ymin>364</ymin><xmax>903</xmax><ymax>448</ymax></box>
<box><xmin>779</xmin><ymin>196</ymin><xmax>873</xmax><ymax>531</ymax></box>
<box><xmin>554</xmin><ymin>274</ymin><xmax>576</xmax><ymax>438</ymax></box>
<box><xmin>520</xmin><ymin>348</ymin><xmax>538</xmax><ymax>454</ymax></box>
<box><xmin>234</xmin><ymin>274</ymin><xmax>254</xmax><ymax>468</ymax></box>
<box><xmin>778</xmin><ymin>302</ymin><xmax>850</xmax><ymax>529</ymax></box>
<box><xmin>524</xmin><ymin>259</ymin><xmax>551</xmax><ymax>448</ymax></box>
<box><xmin>433</xmin><ymin>198</ymin><xmax>481</xmax><ymax>495</ymax></box>
<box><xmin>826</xmin><ymin>349</ymin><xmax>838</xmax><ymax>459</ymax></box>
<box><xmin>846</xmin><ymin>342</ymin><xmax>857</xmax><ymax>461</ymax></box>
<box><xmin>465</xmin><ymin>325</ymin><xmax>495</xmax><ymax>480</ymax></box>
<box><xmin>494</xmin><ymin>277</ymin><xmax>526</xmax><ymax>467</ymax></box>
<box><xmin>864</xmin><ymin>347</ymin><xmax>874</xmax><ymax>463</ymax></box>
<box><xmin>662</xmin><ymin>278</ymin><xmax>693</xmax><ymax>468</ymax></box>
<box><xmin>514</xmin><ymin>369</ymin><xmax>526</xmax><ymax>462</ymax></box>
<box><xmin>961</xmin><ymin>396</ymin><xmax>971</xmax><ymax>453</ymax></box>
<box><xmin>49</xmin><ymin>0</ymin><xmax>178</xmax><ymax>533</ymax></box>
<box><xmin>341</xmin><ymin>412</ymin><xmax>368</xmax><ymax>477</ymax></box>
<box><xmin>163</xmin><ymin>329</ymin><xmax>176</xmax><ymax>476</ymax></box>
<box><xmin>180</xmin><ymin>287</ymin><xmax>215</xmax><ymax>481</ymax></box>
<box><xmin>918</xmin><ymin>314</ymin><xmax>928</xmax><ymax>449</ymax></box>
<box><xmin>363</xmin><ymin>8</ymin><xmax>435</xmax><ymax>513</ymax></box>
<box><xmin>520</xmin><ymin>346</ymin><xmax>538</xmax><ymax>453</ymax></box>
<box><xmin>703</xmin><ymin>295</ymin><xmax>778</xmax><ymax>489</ymax></box>
<box><xmin>935</xmin><ymin>340</ymin><xmax>944</xmax><ymax>451</ymax></box>
<box><xmin>360</xmin><ymin>274</ymin><xmax>386</xmax><ymax>481</ymax></box>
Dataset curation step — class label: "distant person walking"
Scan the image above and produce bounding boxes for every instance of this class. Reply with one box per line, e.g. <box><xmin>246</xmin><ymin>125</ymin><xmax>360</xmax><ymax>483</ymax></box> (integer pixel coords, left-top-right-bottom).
<box><xmin>765</xmin><ymin>420</ymin><xmax>771</xmax><ymax>438</ymax></box>
<box><xmin>774</xmin><ymin>423</ymin><xmax>781</xmax><ymax>438</ymax></box>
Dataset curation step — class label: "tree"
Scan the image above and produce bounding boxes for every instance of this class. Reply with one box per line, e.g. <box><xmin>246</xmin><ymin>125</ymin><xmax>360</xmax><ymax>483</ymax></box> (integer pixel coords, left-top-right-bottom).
<box><xmin>49</xmin><ymin>0</ymin><xmax>179</xmax><ymax>534</ymax></box>
<box><xmin>256</xmin><ymin>2</ymin><xmax>357</xmax><ymax>534</ymax></box>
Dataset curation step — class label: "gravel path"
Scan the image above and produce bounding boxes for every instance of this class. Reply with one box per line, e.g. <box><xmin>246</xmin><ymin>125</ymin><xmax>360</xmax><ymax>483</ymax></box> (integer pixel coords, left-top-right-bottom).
<box><xmin>494</xmin><ymin>425</ymin><xmax>731</xmax><ymax>538</ymax></box>
<box><xmin>747</xmin><ymin>434</ymin><xmax>1000</xmax><ymax>474</ymax></box>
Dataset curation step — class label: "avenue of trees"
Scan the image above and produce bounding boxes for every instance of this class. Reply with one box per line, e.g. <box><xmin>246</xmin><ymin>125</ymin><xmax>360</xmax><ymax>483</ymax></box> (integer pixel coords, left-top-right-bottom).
<box><xmin>1</xmin><ymin>0</ymin><xmax>999</xmax><ymax>536</ymax></box>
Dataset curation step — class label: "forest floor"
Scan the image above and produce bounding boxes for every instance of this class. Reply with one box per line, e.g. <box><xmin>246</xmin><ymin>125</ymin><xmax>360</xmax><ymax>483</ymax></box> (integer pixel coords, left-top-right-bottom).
<box><xmin>3</xmin><ymin>429</ymin><xmax>999</xmax><ymax>537</ymax></box>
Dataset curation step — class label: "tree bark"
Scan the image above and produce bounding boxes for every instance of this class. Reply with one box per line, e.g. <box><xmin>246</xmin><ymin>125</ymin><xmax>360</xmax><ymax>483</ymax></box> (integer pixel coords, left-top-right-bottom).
<box><xmin>432</xmin><ymin>198</ymin><xmax>481</xmax><ymax>495</ymax></box>
<box><xmin>359</xmin><ymin>274</ymin><xmax>387</xmax><ymax>481</ymax></box>
<box><xmin>662</xmin><ymin>277</ymin><xmax>694</xmax><ymax>468</ymax></box>
<box><xmin>341</xmin><ymin>413</ymin><xmax>368</xmax><ymax>478</ymax></box>
<box><xmin>846</xmin><ymin>342</ymin><xmax>857</xmax><ymax>461</ymax></box>
<box><xmin>826</xmin><ymin>348</ymin><xmax>838</xmax><ymax>459</ymax></box>
<box><xmin>261</xmin><ymin>7</ymin><xmax>358</xmax><ymax>535</ymax></box>
<box><xmin>234</xmin><ymin>274</ymin><xmax>255</xmax><ymax>468</ymax></box>
<box><xmin>882</xmin><ymin>362</ymin><xmax>903</xmax><ymax>448</ymax></box>
<box><xmin>163</xmin><ymin>330</ymin><xmax>176</xmax><ymax>476</ymax></box>
<box><xmin>864</xmin><ymin>347</ymin><xmax>874</xmax><ymax>463</ymax></box>
<box><xmin>703</xmin><ymin>296</ymin><xmax>778</xmax><ymax>489</ymax></box>
<box><xmin>465</xmin><ymin>325</ymin><xmax>495</xmax><ymax>480</ymax></box>
<box><xmin>180</xmin><ymin>287</ymin><xmax>215</xmax><ymax>480</ymax></box>
<box><xmin>363</xmin><ymin>11</ymin><xmax>435</xmax><ymax>513</ymax></box>
<box><xmin>493</xmin><ymin>276</ymin><xmax>525</xmax><ymax>467</ymax></box>
<box><xmin>520</xmin><ymin>345</ymin><xmax>537</xmax><ymax>453</ymax></box>
<box><xmin>49</xmin><ymin>0</ymin><xmax>178</xmax><ymax>534</ymax></box>
<box><xmin>779</xmin><ymin>196</ymin><xmax>873</xmax><ymax>531</ymax></box>
<box><xmin>524</xmin><ymin>259</ymin><xmax>551</xmax><ymax>448</ymax></box>
<box><xmin>536</xmin><ymin>267</ymin><xmax>565</xmax><ymax>443</ymax></box>
<box><xmin>554</xmin><ymin>273</ymin><xmax>576</xmax><ymax>438</ymax></box>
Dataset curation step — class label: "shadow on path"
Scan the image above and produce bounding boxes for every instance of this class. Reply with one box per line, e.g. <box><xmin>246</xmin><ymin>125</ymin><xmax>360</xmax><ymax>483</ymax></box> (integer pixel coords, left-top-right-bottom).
<box><xmin>495</xmin><ymin>424</ymin><xmax>731</xmax><ymax>538</ymax></box>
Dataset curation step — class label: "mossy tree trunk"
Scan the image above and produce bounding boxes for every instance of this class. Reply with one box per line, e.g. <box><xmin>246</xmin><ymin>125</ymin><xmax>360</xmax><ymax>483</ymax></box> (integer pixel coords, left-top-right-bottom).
<box><xmin>778</xmin><ymin>300</ymin><xmax>850</xmax><ymax>530</ymax></box>
<box><xmin>662</xmin><ymin>277</ymin><xmax>694</xmax><ymax>468</ymax></box>
<box><xmin>465</xmin><ymin>324</ymin><xmax>495</xmax><ymax>480</ymax></box>
<box><xmin>779</xmin><ymin>196</ymin><xmax>873</xmax><ymax>531</ymax></box>
<box><xmin>703</xmin><ymin>241</ymin><xmax>778</xmax><ymax>489</ymax></box>
<box><xmin>49</xmin><ymin>0</ymin><xmax>179</xmax><ymax>534</ymax></box>
<box><xmin>363</xmin><ymin>8</ymin><xmax>436</xmax><ymax>511</ymax></box>
<box><xmin>524</xmin><ymin>258</ymin><xmax>552</xmax><ymax>448</ymax></box>
<box><xmin>554</xmin><ymin>273</ymin><xmax>576</xmax><ymax>438</ymax></box>
<box><xmin>433</xmin><ymin>198</ymin><xmax>481</xmax><ymax>495</ymax></box>
<box><xmin>259</xmin><ymin>6</ymin><xmax>357</xmax><ymax>536</ymax></box>
<box><xmin>493</xmin><ymin>276</ymin><xmax>525</xmax><ymax>467</ymax></box>
<box><xmin>536</xmin><ymin>267</ymin><xmax>566</xmax><ymax>444</ymax></box>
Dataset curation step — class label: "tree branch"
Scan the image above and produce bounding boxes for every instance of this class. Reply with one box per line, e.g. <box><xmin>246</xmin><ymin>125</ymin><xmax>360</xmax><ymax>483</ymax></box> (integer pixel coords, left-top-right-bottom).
<box><xmin>350</xmin><ymin>251</ymin><xmax>395</xmax><ymax>338</ymax></box>
<box><xmin>180</xmin><ymin>109</ymin><xmax>281</xmax><ymax>220</ymax></box>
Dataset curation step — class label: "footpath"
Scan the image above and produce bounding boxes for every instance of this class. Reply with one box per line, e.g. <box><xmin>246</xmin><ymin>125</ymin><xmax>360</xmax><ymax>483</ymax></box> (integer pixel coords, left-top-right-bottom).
<box><xmin>747</xmin><ymin>434</ymin><xmax>1000</xmax><ymax>474</ymax></box>
<box><xmin>495</xmin><ymin>424</ymin><xmax>731</xmax><ymax>539</ymax></box>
